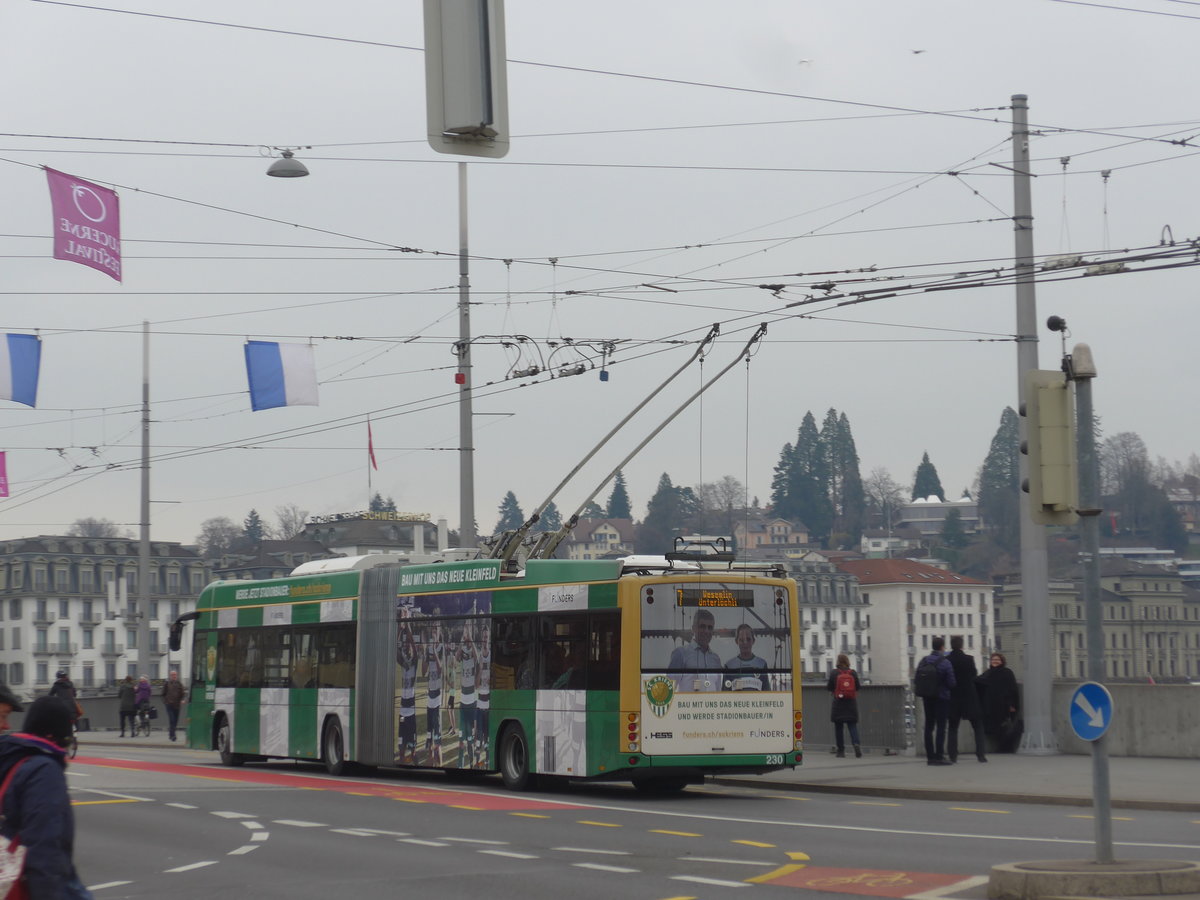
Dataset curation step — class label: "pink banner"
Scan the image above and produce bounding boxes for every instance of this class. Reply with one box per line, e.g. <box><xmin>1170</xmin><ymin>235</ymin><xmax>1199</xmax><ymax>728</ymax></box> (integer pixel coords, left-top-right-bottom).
<box><xmin>46</xmin><ymin>167</ymin><xmax>122</xmax><ymax>282</ymax></box>
<box><xmin>0</xmin><ymin>452</ymin><xmax>8</xmax><ymax>498</ymax></box>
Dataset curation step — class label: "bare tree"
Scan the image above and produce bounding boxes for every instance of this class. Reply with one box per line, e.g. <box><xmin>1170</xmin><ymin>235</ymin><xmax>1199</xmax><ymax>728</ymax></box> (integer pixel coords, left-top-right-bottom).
<box><xmin>67</xmin><ymin>517</ymin><xmax>125</xmax><ymax>538</ymax></box>
<box><xmin>196</xmin><ymin>517</ymin><xmax>242</xmax><ymax>559</ymax></box>
<box><xmin>864</xmin><ymin>467</ymin><xmax>905</xmax><ymax>532</ymax></box>
<box><xmin>271</xmin><ymin>504</ymin><xmax>310</xmax><ymax>540</ymax></box>
<box><xmin>691</xmin><ymin>476</ymin><xmax>747</xmax><ymax>538</ymax></box>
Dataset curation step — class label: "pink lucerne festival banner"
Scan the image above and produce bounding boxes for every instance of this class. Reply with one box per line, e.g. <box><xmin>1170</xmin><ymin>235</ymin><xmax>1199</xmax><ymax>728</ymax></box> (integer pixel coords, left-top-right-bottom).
<box><xmin>0</xmin><ymin>452</ymin><xmax>8</xmax><ymax>498</ymax></box>
<box><xmin>45</xmin><ymin>167</ymin><xmax>122</xmax><ymax>282</ymax></box>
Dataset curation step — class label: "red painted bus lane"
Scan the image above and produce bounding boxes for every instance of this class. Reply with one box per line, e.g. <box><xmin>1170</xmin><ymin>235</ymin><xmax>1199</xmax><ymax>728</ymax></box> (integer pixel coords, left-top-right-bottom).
<box><xmin>752</xmin><ymin>865</ymin><xmax>971</xmax><ymax>898</ymax></box>
<box><xmin>71</xmin><ymin>756</ymin><xmax>584</xmax><ymax>812</ymax></box>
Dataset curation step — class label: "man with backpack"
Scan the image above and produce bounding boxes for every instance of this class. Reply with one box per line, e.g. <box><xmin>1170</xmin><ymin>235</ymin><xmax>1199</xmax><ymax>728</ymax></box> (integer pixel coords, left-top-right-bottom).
<box><xmin>913</xmin><ymin>636</ymin><xmax>956</xmax><ymax>766</ymax></box>
<box><xmin>826</xmin><ymin>653</ymin><xmax>862</xmax><ymax>758</ymax></box>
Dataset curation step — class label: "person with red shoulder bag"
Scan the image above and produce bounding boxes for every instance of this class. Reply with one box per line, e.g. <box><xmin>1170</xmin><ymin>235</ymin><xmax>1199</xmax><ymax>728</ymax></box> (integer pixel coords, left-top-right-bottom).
<box><xmin>826</xmin><ymin>653</ymin><xmax>862</xmax><ymax>759</ymax></box>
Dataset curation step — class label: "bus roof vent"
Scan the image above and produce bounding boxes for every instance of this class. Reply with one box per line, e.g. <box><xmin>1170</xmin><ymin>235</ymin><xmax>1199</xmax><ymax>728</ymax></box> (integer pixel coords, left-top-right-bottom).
<box><xmin>665</xmin><ymin>537</ymin><xmax>735</xmax><ymax>566</ymax></box>
<box><xmin>290</xmin><ymin>554</ymin><xmax>401</xmax><ymax>575</ymax></box>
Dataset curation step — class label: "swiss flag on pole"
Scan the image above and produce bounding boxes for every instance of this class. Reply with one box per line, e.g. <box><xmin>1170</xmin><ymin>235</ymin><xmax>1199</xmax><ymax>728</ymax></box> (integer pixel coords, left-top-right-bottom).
<box><xmin>0</xmin><ymin>451</ymin><xmax>8</xmax><ymax>498</ymax></box>
<box><xmin>368</xmin><ymin>420</ymin><xmax>378</xmax><ymax>471</ymax></box>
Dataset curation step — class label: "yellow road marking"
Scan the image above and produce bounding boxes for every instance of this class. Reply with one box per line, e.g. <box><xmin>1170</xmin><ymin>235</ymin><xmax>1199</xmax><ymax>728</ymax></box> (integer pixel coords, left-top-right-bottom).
<box><xmin>949</xmin><ymin>807</ymin><xmax>1010</xmax><ymax>814</ymax></box>
<box><xmin>659</xmin><ymin>896</ymin><xmax>698</xmax><ymax>900</ymax></box>
<box><xmin>391</xmin><ymin>798</ymin><xmax>426</xmax><ymax>804</ymax></box>
<box><xmin>732</xmin><ymin>839</ymin><xmax>774</xmax><ymax>848</ymax></box>
<box><xmin>850</xmin><ymin>801</ymin><xmax>901</xmax><ymax>806</ymax></box>
<box><xmin>652</xmin><ymin>829</ymin><xmax>702</xmax><ymax>837</ymax></box>
<box><xmin>348</xmin><ymin>792</ymin><xmax>372</xmax><ymax>796</ymax></box>
<box><xmin>578</xmin><ymin>820</ymin><xmax>621</xmax><ymax>827</ymax></box>
<box><xmin>787</xmin><ymin>852</ymin><xmax>811</xmax><ymax>861</ymax></box>
<box><xmin>510</xmin><ymin>813</ymin><xmax>549</xmax><ymax>819</ymax></box>
<box><xmin>72</xmin><ymin>798</ymin><xmax>141</xmax><ymax>806</ymax></box>
<box><xmin>1069</xmin><ymin>814</ymin><xmax>1134</xmax><ymax>821</ymax></box>
<box><xmin>747</xmin><ymin>863</ymin><xmax>806</xmax><ymax>883</ymax></box>
<box><xmin>451</xmin><ymin>805</ymin><xmax>483</xmax><ymax>810</ymax></box>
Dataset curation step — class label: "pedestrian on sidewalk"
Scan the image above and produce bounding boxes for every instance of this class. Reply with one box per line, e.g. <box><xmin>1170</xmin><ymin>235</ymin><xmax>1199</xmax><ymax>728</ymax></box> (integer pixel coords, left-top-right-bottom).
<box><xmin>976</xmin><ymin>652</ymin><xmax>1021</xmax><ymax>753</ymax></box>
<box><xmin>117</xmin><ymin>675</ymin><xmax>137</xmax><ymax>737</ymax></box>
<box><xmin>915</xmin><ymin>636</ymin><xmax>955</xmax><ymax>766</ymax></box>
<box><xmin>946</xmin><ymin>635</ymin><xmax>986</xmax><ymax>763</ymax></box>
<box><xmin>162</xmin><ymin>670</ymin><xmax>185</xmax><ymax>742</ymax></box>
<box><xmin>826</xmin><ymin>654</ymin><xmax>862</xmax><ymax>758</ymax></box>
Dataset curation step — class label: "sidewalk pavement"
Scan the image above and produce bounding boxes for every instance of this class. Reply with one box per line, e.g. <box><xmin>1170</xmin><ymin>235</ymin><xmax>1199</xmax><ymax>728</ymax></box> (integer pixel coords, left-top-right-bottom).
<box><xmin>74</xmin><ymin>729</ymin><xmax>1196</xmax><ymax>812</ymax></box>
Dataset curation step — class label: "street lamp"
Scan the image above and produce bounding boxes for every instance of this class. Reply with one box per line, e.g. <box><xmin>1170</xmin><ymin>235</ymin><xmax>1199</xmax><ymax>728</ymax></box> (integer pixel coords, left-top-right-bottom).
<box><xmin>266</xmin><ymin>149</ymin><xmax>309</xmax><ymax>178</ymax></box>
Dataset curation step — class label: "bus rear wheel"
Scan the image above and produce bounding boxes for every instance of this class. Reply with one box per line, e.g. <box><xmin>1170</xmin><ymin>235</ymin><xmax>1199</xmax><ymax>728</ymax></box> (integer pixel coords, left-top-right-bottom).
<box><xmin>216</xmin><ymin>717</ymin><xmax>245</xmax><ymax>767</ymax></box>
<box><xmin>323</xmin><ymin>720</ymin><xmax>346</xmax><ymax>776</ymax></box>
<box><xmin>498</xmin><ymin>724</ymin><xmax>533</xmax><ymax>791</ymax></box>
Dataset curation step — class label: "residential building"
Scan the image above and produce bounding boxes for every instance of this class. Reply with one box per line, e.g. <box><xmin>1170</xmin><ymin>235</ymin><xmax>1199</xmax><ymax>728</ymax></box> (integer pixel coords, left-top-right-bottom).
<box><xmin>860</xmin><ymin>528</ymin><xmax>922</xmax><ymax>559</ymax></box>
<box><xmin>561</xmin><ymin>518</ymin><xmax>636</xmax><ymax>560</ymax></box>
<box><xmin>835</xmin><ymin>558</ymin><xmax>993</xmax><ymax>685</ymax></box>
<box><xmin>0</xmin><ymin>535</ymin><xmax>211</xmax><ymax>701</ymax></box>
<box><xmin>993</xmin><ymin>559</ymin><xmax>1200</xmax><ymax>682</ymax></box>
<box><xmin>732</xmin><ymin>515</ymin><xmax>810</xmax><ymax>552</ymax></box>
<box><xmin>299</xmin><ymin>511</ymin><xmax>446</xmax><ymax>558</ymax></box>
<box><xmin>211</xmin><ymin>538</ymin><xmax>338</xmax><ymax>581</ymax></box>
<box><xmin>789</xmin><ymin>555</ymin><xmax>870</xmax><ymax>680</ymax></box>
<box><xmin>894</xmin><ymin>494</ymin><xmax>981</xmax><ymax>539</ymax></box>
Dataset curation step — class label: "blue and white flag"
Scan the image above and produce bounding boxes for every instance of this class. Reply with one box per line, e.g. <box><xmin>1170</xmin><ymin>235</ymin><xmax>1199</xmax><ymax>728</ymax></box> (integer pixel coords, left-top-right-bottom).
<box><xmin>0</xmin><ymin>334</ymin><xmax>42</xmax><ymax>408</ymax></box>
<box><xmin>244</xmin><ymin>341</ymin><xmax>319</xmax><ymax>411</ymax></box>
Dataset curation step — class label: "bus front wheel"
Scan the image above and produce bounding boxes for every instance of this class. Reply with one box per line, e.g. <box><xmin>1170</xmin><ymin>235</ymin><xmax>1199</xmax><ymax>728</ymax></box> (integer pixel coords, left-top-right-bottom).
<box><xmin>498</xmin><ymin>724</ymin><xmax>533</xmax><ymax>791</ymax></box>
<box><xmin>216</xmin><ymin>717</ymin><xmax>245</xmax><ymax>767</ymax></box>
<box><xmin>323</xmin><ymin>720</ymin><xmax>346</xmax><ymax>776</ymax></box>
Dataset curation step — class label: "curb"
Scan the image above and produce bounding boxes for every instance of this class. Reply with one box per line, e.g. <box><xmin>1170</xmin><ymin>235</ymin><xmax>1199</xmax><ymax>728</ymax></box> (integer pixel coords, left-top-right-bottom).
<box><xmin>712</xmin><ymin>777</ymin><xmax>1200</xmax><ymax>814</ymax></box>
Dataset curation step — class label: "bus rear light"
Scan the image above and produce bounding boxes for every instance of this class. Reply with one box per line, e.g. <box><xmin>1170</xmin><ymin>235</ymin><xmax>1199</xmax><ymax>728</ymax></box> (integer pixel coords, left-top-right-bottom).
<box><xmin>794</xmin><ymin>741</ymin><xmax>803</xmax><ymax>751</ymax></box>
<box><xmin>627</xmin><ymin>743</ymin><xmax>638</xmax><ymax>752</ymax></box>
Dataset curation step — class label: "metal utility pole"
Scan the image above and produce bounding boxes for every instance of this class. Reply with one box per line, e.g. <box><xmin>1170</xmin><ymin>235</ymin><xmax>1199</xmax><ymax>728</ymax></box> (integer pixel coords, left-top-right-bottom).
<box><xmin>137</xmin><ymin>321</ymin><xmax>151</xmax><ymax>680</ymax></box>
<box><xmin>1070</xmin><ymin>341</ymin><xmax>1114</xmax><ymax>862</ymax></box>
<box><xmin>1011</xmin><ymin>94</ymin><xmax>1055</xmax><ymax>753</ymax></box>
<box><xmin>457</xmin><ymin>162</ymin><xmax>477</xmax><ymax>550</ymax></box>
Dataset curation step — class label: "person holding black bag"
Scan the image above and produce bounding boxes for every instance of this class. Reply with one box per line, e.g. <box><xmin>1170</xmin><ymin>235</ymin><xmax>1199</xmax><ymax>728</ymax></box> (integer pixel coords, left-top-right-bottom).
<box><xmin>976</xmin><ymin>652</ymin><xmax>1021</xmax><ymax>753</ymax></box>
<box><xmin>0</xmin><ymin>695</ymin><xmax>93</xmax><ymax>899</ymax></box>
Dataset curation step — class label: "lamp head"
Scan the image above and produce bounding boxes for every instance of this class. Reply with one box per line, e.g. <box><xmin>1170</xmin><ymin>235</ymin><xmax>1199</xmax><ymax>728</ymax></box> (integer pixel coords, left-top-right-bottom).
<box><xmin>267</xmin><ymin>149</ymin><xmax>309</xmax><ymax>178</ymax></box>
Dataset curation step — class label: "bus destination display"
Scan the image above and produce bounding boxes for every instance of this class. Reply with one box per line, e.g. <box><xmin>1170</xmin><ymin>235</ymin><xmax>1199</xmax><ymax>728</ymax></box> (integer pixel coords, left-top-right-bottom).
<box><xmin>675</xmin><ymin>588</ymin><xmax>754</xmax><ymax>608</ymax></box>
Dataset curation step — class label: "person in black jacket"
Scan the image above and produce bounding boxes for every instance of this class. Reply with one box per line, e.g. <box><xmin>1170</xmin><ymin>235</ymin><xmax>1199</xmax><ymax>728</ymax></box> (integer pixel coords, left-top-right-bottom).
<box><xmin>0</xmin><ymin>696</ymin><xmax>93</xmax><ymax>899</ymax></box>
<box><xmin>976</xmin><ymin>651</ymin><xmax>1021</xmax><ymax>753</ymax></box>
<box><xmin>945</xmin><ymin>635</ymin><xmax>986</xmax><ymax>763</ymax></box>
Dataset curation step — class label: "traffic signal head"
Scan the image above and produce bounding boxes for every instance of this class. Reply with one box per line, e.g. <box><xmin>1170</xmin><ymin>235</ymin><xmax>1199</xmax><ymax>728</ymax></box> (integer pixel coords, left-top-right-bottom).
<box><xmin>1019</xmin><ymin>369</ymin><xmax>1079</xmax><ymax>526</ymax></box>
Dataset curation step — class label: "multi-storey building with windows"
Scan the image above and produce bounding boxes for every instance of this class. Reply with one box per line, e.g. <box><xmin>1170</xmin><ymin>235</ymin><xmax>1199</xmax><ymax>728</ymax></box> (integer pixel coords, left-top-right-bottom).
<box><xmin>0</xmin><ymin>535</ymin><xmax>211</xmax><ymax>700</ymax></box>
<box><xmin>788</xmin><ymin>555</ymin><xmax>870</xmax><ymax>680</ymax></box>
<box><xmin>835</xmin><ymin>558</ymin><xmax>993</xmax><ymax>684</ymax></box>
<box><xmin>993</xmin><ymin>559</ymin><xmax>1200</xmax><ymax>682</ymax></box>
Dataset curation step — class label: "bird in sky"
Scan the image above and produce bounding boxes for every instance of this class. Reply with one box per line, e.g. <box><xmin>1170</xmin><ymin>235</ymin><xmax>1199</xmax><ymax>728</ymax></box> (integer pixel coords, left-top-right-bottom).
<box><xmin>911</xmin><ymin>49</ymin><xmax>927</xmax><ymax>54</ymax></box>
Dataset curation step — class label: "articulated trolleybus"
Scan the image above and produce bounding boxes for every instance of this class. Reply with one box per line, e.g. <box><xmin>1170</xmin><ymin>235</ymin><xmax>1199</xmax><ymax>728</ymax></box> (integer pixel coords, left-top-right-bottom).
<box><xmin>173</xmin><ymin>549</ymin><xmax>802</xmax><ymax>792</ymax></box>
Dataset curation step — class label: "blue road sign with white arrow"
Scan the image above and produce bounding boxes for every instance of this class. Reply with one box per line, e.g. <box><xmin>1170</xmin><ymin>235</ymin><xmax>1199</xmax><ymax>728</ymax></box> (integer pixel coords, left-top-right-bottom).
<box><xmin>1070</xmin><ymin>682</ymin><xmax>1114</xmax><ymax>742</ymax></box>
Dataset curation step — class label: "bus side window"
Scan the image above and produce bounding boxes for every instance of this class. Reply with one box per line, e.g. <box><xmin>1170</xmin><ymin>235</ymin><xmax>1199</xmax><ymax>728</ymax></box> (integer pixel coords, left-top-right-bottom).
<box><xmin>492</xmin><ymin>616</ymin><xmax>531</xmax><ymax>690</ymax></box>
<box><xmin>589</xmin><ymin>612</ymin><xmax>620</xmax><ymax>691</ymax></box>
<box><xmin>192</xmin><ymin>631</ymin><xmax>208</xmax><ymax>688</ymax></box>
<box><xmin>216</xmin><ymin>632</ymin><xmax>239</xmax><ymax>688</ymax></box>
<box><xmin>318</xmin><ymin>624</ymin><xmax>355</xmax><ymax>688</ymax></box>
<box><xmin>291</xmin><ymin>628</ymin><xmax>317</xmax><ymax>688</ymax></box>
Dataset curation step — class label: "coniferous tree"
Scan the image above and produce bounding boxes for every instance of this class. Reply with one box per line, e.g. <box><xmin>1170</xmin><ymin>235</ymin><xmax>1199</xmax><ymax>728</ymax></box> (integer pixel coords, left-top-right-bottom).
<box><xmin>789</xmin><ymin>412</ymin><xmax>833</xmax><ymax>542</ymax></box>
<box><xmin>606</xmin><ymin>470</ymin><xmax>632</xmax><ymax>519</ymax></box>
<box><xmin>978</xmin><ymin>407</ymin><xmax>1021</xmax><ymax>552</ymax></box>
<box><xmin>494</xmin><ymin>491</ymin><xmax>525</xmax><ymax>534</ymax></box>
<box><xmin>940</xmin><ymin>507</ymin><xmax>969</xmax><ymax>549</ymax></box>
<box><xmin>369</xmin><ymin>493</ymin><xmax>397</xmax><ymax>512</ymax></box>
<box><xmin>911</xmin><ymin>452</ymin><xmax>946</xmax><ymax>501</ymax></box>
<box><xmin>538</xmin><ymin>501</ymin><xmax>563</xmax><ymax>533</ymax></box>
<box><xmin>823</xmin><ymin>411</ymin><xmax>866</xmax><ymax>548</ymax></box>
<box><xmin>580</xmin><ymin>500</ymin><xmax>605</xmax><ymax>519</ymax></box>
<box><xmin>637</xmin><ymin>473</ymin><xmax>690</xmax><ymax>553</ymax></box>
<box><xmin>242</xmin><ymin>509</ymin><xmax>265</xmax><ymax>545</ymax></box>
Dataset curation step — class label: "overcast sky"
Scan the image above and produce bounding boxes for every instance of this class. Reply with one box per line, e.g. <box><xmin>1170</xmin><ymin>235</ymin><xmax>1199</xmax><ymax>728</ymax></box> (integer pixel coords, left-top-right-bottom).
<box><xmin>0</xmin><ymin>0</ymin><xmax>1196</xmax><ymax>546</ymax></box>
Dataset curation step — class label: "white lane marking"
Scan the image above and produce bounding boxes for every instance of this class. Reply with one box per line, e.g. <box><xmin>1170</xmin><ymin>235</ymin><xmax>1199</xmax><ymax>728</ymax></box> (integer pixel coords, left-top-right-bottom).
<box><xmin>683</xmin><ymin>856</ymin><xmax>774</xmax><ymax>866</ymax></box>
<box><xmin>228</xmin><ymin>845</ymin><xmax>259</xmax><ymax>856</ymax></box>
<box><xmin>672</xmin><ymin>875</ymin><xmax>751</xmax><ymax>887</ymax></box>
<box><xmin>332</xmin><ymin>829</ymin><xmax>378</xmax><ymax>836</ymax></box>
<box><xmin>166</xmin><ymin>803</ymin><xmax>198</xmax><ymax>809</ymax></box>
<box><xmin>164</xmin><ymin>861</ymin><xmax>218</xmax><ymax>873</ymax></box>
<box><xmin>79</xmin><ymin>789</ymin><xmax>153</xmax><ymax>802</ymax></box>
<box><xmin>440</xmin><ymin>837</ymin><xmax>506</xmax><ymax>845</ymax></box>
<box><xmin>351</xmin><ymin>829</ymin><xmax>412</xmax><ymax>838</ymax></box>
<box><xmin>906</xmin><ymin>874</ymin><xmax>990</xmax><ymax>900</ymax></box>
<box><xmin>398</xmin><ymin>838</ymin><xmax>449</xmax><ymax>847</ymax></box>
<box><xmin>273</xmin><ymin>819</ymin><xmax>327</xmax><ymax>828</ymax></box>
<box><xmin>250</xmin><ymin>832</ymin><xmax>269</xmax><ymax>842</ymax></box>
<box><xmin>88</xmin><ymin>882</ymin><xmax>132</xmax><ymax>891</ymax></box>
<box><xmin>239</xmin><ymin>821</ymin><xmax>264</xmax><ymax>830</ymax></box>
<box><xmin>553</xmin><ymin>847</ymin><xmax>631</xmax><ymax>855</ymax></box>
<box><xmin>212</xmin><ymin>811</ymin><xmax>256</xmax><ymax>819</ymax></box>
<box><xmin>479</xmin><ymin>849</ymin><xmax>539</xmax><ymax>860</ymax></box>
<box><xmin>572</xmin><ymin>862</ymin><xmax>639</xmax><ymax>873</ymax></box>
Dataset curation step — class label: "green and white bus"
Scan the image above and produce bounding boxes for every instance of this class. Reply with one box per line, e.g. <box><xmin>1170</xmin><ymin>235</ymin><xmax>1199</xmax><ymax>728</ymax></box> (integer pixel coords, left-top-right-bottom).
<box><xmin>175</xmin><ymin>552</ymin><xmax>802</xmax><ymax>791</ymax></box>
